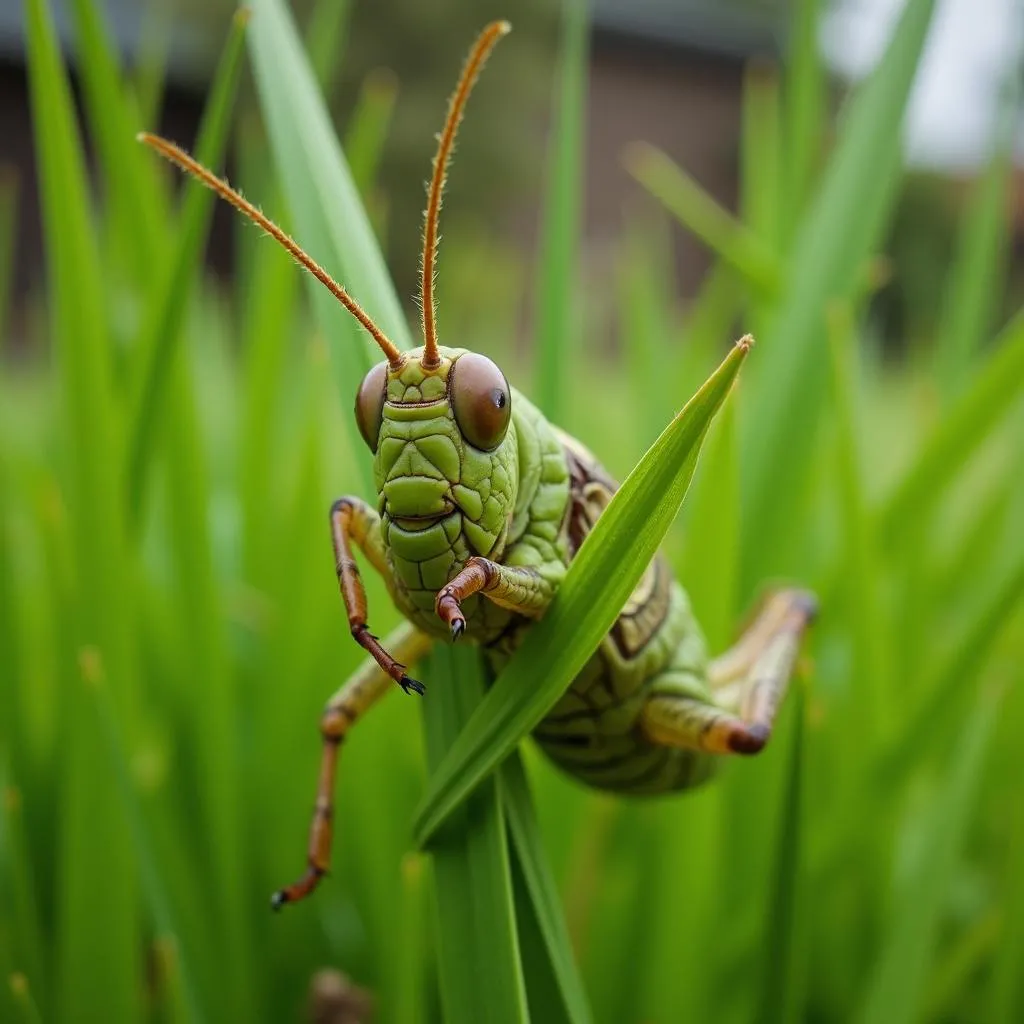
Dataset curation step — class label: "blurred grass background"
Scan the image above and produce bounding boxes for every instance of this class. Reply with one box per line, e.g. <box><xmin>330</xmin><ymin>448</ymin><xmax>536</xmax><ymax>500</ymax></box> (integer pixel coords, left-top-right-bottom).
<box><xmin>2</xmin><ymin>0</ymin><xmax>1024</xmax><ymax>1021</ymax></box>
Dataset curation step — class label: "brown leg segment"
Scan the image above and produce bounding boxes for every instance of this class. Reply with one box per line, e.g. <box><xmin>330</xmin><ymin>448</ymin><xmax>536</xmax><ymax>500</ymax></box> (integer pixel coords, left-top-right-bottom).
<box><xmin>331</xmin><ymin>496</ymin><xmax>424</xmax><ymax>695</ymax></box>
<box><xmin>435</xmin><ymin>556</ymin><xmax>559</xmax><ymax>638</ymax></box>
<box><xmin>640</xmin><ymin>589</ymin><xmax>817</xmax><ymax>757</ymax></box>
<box><xmin>272</xmin><ymin>621</ymin><xmax>433</xmax><ymax>910</ymax></box>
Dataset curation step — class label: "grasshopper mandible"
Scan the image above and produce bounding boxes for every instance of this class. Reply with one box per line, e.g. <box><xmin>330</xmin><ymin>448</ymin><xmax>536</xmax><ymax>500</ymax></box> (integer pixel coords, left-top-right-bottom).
<box><xmin>141</xmin><ymin>20</ymin><xmax>816</xmax><ymax>910</ymax></box>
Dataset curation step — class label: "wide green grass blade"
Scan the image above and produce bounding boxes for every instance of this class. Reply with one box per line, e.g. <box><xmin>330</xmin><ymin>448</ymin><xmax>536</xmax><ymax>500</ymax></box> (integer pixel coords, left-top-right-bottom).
<box><xmin>422</xmin><ymin>644</ymin><xmax>529</xmax><ymax>1024</ymax></box>
<box><xmin>742</xmin><ymin>0</ymin><xmax>937</xmax><ymax>578</ymax></box>
<box><xmin>857</xmin><ymin>691</ymin><xmax>999</xmax><ymax>1024</ymax></box>
<box><xmin>236</xmin><ymin>0</ymin><xmax>361</xmax><ymax>578</ymax></box>
<box><xmin>503</xmin><ymin>754</ymin><xmax>593</xmax><ymax>1024</ymax></box>
<box><xmin>24</xmin><ymin>0</ymin><xmax>139</xmax><ymax>1018</ymax></box>
<box><xmin>248</xmin><ymin>0</ymin><xmax>410</xmax><ymax>408</ymax></box>
<box><xmin>413</xmin><ymin>339</ymin><xmax>750</xmax><ymax>846</ymax></box>
<box><xmin>534</xmin><ymin>0</ymin><xmax>588</xmax><ymax>423</ymax></box>
<box><xmin>934</xmin><ymin>78</ymin><xmax>1019</xmax><ymax>398</ymax></box>
<box><xmin>879</xmin><ymin>308</ymin><xmax>1024</xmax><ymax>547</ymax></box>
<box><xmin>127</xmin><ymin>9</ymin><xmax>250</xmax><ymax>525</ymax></box>
<box><xmin>626</xmin><ymin>143</ymin><xmax>780</xmax><ymax>295</ymax></box>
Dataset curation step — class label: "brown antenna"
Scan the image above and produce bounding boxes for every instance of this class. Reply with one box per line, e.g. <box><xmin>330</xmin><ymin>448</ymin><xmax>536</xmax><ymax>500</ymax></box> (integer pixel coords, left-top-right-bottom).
<box><xmin>138</xmin><ymin>133</ymin><xmax>406</xmax><ymax>369</ymax></box>
<box><xmin>420</xmin><ymin>20</ymin><xmax>511</xmax><ymax>369</ymax></box>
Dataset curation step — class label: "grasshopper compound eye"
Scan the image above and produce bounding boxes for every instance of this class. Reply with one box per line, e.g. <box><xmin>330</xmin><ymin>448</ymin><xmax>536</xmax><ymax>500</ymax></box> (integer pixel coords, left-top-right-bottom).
<box><xmin>450</xmin><ymin>352</ymin><xmax>511</xmax><ymax>452</ymax></box>
<box><xmin>355</xmin><ymin>361</ymin><xmax>388</xmax><ymax>452</ymax></box>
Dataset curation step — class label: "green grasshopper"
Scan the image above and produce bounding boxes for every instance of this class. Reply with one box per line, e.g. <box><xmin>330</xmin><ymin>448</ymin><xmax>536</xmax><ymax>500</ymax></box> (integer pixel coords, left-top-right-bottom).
<box><xmin>142</xmin><ymin>19</ymin><xmax>816</xmax><ymax>910</ymax></box>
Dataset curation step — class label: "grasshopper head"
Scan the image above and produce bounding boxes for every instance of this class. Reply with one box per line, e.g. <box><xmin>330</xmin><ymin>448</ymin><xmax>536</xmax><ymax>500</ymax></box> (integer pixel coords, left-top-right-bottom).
<box><xmin>355</xmin><ymin>346</ymin><xmax>518</xmax><ymax>555</ymax></box>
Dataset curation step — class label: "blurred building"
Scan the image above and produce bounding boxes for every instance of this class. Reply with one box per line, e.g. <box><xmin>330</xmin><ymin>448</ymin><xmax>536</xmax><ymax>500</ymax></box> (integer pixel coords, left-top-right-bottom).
<box><xmin>585</xmin><ymin>0</ymin><xmax>782</xmax><ymax>291</ymax></box>
<box><xmin>0</xmin><ymin>0</ymin><xmax>1021</xmax><ymax>347</ymax></box>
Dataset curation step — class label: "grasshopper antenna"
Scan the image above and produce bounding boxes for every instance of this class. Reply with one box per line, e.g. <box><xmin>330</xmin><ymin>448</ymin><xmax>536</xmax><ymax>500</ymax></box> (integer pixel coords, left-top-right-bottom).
<box><xmin>137</xmin><ymin>132</ymin><xmax>406</xmax><ymax>369</ymax></box>
<box><xmin>419</xmin><ymin>20</ymin><xmax>510</xmax><ymax>369</ymax></box>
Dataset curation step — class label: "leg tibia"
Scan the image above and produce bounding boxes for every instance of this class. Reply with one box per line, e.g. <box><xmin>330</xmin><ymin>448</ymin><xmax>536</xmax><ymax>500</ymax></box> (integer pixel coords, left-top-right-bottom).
<box><xmin>272</xmin><ymin>622</ymin><xmax>432</xmax><ymax>910</ymax></box>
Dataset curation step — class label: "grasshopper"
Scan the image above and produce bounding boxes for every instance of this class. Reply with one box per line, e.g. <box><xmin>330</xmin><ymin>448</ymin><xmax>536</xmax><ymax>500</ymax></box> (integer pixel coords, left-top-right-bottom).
<box><xmin>141</xmin><ymin>20</ymin><xmax>816</xmax><ymax>910</ymax></box>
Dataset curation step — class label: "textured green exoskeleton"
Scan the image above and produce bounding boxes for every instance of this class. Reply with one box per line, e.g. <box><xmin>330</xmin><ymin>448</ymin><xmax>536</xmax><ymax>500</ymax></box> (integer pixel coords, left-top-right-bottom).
<box><xmin>142</xmin><ymin>21</ymin><xmax>816</xmax><ymax>910</ymax></box>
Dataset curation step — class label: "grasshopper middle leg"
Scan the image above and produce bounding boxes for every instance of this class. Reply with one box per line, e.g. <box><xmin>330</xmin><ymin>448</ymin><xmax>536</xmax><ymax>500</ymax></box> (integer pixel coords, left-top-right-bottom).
<box><xmin>272</xmin><ymin>621</ymin><xmax>433</xmax><ymax>910</ymax></box>
<box><xmin>640</xmin><ymin>589</ymin><xmax>817</xmax><ymax>756</ymax></box>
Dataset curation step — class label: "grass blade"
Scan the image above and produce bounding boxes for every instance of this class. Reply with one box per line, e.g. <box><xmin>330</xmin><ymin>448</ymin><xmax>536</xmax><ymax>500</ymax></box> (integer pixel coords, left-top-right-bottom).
<box><xmin>826</xmin><ymin>303</ymin><xmax>889</xmax><ymax>733</ymax></box>
<box><xmin>24</xmin><ymin>0</ymin><xmax>139</xmax><ymax>1016</ymax></box>
<box><xmin>422</xmin><ymin>645</ymin><xmax>529</xmax><ymax>1024</ymax></box>
<box><xmin>344</xmin><ymin>69</ymin><xmax>399</xmax><ymax>200</ymax></box>
<box><xmin>68</xmin><ymin>0</ymin><xmax>162</xmax><ymax>272</ymax></box>
<box><xmin>781</xmin><ymin>0</ymin><xmax>825</xmax><ymax>236</ymax></box>
<box><xmin>857</xmin><ymin>690</ymin><xmax>999</xmax><ymax>1024</ymax></box>
<box><xmin>413</xmin><ymin>339</ymin><xmax>751</xmax><ymax>847</ymax></box>
<box><xmin>741</xmin><ymin>60</ymin><xmax>782</xmax><ymax>253</ymax></box>
<box><xmin>989</xmin><ymin>798</ymin><xmax>1024</xmax><ymax>1022</ymax></box>
<box><xmin>874</xmin><ymin>556</ymin><xmax>1024</xmax><ymax>787</ymax></box>
<box><xmin>676</xmin><ymin>400</ymin><xmax>739</xmax><ymax>651</ymax></box>
<box><xmin>880</xmin><ymin>308</ymin><xmax>1024</xmax><ymax>548</ymax></box>
<box><xmin>534</xmin><ymin>0</ymin><xmax>588</xmax><ymax>423</ymax></box>
<box><xmin>0</xmin><ymin>765</ymin><xmax>46</xmax><ymax>1016</ymax></box>
<box><xmin>304</xmin><ymin>0</ymin><xmax>351</xmax><ymax>92</ymax></box>
<box><xmin>393</xmin><ymin>854</ymin><xmax>428</xmax><ymax>1024</ymax></box>
<box><xmin>626</xmin><ymin>143</ymin><xmax>780</xmax><ymax>295</ymax></box>
<box><xmin>248</xmin><ymin>0</ymin><xmax>411</xmax><ymax>384</ymax></box>
<box><xmin>760</xmin><ymin>684</ymin><xmax>808</xmax><ymax>1024</ymax></box>
<box><xmin>132</xmin><ymin>5</ymin><xmax>171</xmax><ymax>129</ymax></box>
<box><xmin>503</xmin><ymin>754</ymin><xmax>593</xmax><ymax>1024</ymax></box>
<box><xmin>742</xmin><ymin>0</ymin><xmax>937</xmax><ymax>578</ymax></box>
<box><xmin>934</xmin><ymin>77</ymin><xmax>1019</xmax><ymax>398</ymax></box>
<box><xmin>85</xmin><ymin>667</ymin><xmax>203</xmax><ymax>1024</ymax></box>
<box><xmin>127</xmin><ymin>9</ymin><xmax>250</xmax><ymax>525</ymax></box>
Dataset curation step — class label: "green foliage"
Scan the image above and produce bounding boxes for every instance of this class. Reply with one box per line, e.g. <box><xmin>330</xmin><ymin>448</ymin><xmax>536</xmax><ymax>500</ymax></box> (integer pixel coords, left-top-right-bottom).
<box><xmin>2</xmin><ymin>0</ymin><xmax>1022</xmax><ymax>1021</ymax></box>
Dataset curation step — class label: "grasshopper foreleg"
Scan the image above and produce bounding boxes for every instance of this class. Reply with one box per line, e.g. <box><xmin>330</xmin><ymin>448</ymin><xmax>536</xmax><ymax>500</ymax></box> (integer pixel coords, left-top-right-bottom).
<box><xmin>272</xmin><ymin>621</ymin><xmax>433</xmax><ymax>910</ymax></box>
<box><xmin>435</xmin><ymin>556</ymin><xmax>561</xmax><ymax>638</ymax></box>
<box><xmin>331</xmin><ymin>496</ymin><xmax>424</xmax><ymax>695</ymax></box>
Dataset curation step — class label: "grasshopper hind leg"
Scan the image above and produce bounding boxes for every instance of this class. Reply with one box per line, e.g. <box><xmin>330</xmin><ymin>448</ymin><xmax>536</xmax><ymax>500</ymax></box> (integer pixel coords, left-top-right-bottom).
<box><xmin>272</xmin><ymin>621</ymin><xmax>432</xmax><ymax>910</ymax></box>
<box><xmin>640</xmin><ymin>589</ymin><xmax>816</xmax><ymax>758</ymax></box>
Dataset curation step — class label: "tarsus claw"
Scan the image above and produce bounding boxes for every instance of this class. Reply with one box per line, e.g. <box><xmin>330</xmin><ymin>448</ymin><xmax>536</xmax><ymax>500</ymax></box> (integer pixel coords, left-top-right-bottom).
<box><xmin>450</xmin><ymin>618</ymin><xmax>465</xmax><ymax>641</ymax></box>
<box><xmin>399</xmin><ymin>675</ymin><xmax>425</xmax><ymax>696</ymax></box>
<box><xmin>270</xmin><ymin>890</ymin><xmax>288</xmax><ymax>912</ymax></box>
